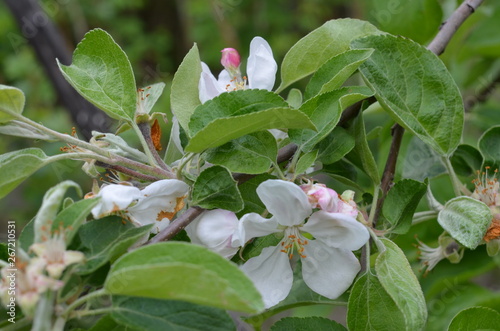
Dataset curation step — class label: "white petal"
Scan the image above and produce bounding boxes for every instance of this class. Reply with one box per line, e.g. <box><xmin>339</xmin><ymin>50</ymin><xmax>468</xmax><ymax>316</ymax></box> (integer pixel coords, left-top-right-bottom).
<box><xmin>217</xmin><ymin>69</ymin><xmax>233</xmax><ymax>91</ymax></box>
<box><xmin>187</xmin><ymin>209</ymin><xmax>238</xmax><ymax>248</ymax></box>
<box><xmin>237</xmin><ymin>213</ymin><xmax>280</xmax><ymax>244</ymax></box>
<box><xmin>91</xmin><ymin>184</ymin><xmax>141</xmax><ymax>219</ymax></box>
<box><xmin>301</xmin><ymin>240</ymin><xmax>361</xmax><ymax>299</ymax></box>
<box><xmin>257</xmin><ymin>180</ymin><xmax>311</xmax><ymax>226</ymax></box>
<box><xmin>247</xmin><ymin>37</ymin><xmax>277</xmax><ymax>91</ymax></box>
<box><xmin>199</xmin><ymin>62</ymin><xmax>225</xmax><ymax>103</ymax></box>
<box><xmin>241</xmin><ymin>246</ymin><xmax>293</xmax><ymax>308</ymax></box>
<box><xmin>141</xmin><ymin>179</ymin><xmax>189</xmax><ymax>197</ymax></box>
<box><xmin>302</xmin><ymin>211</ymin><xmax>369</xmax><ymax>251</ymax></box>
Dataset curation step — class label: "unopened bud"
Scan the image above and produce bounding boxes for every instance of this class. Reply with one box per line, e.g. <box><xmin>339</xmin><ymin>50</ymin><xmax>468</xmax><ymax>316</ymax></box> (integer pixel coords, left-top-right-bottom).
<box><xmin>221</xmin><ymin>48</ymin><xmax>241</xmax><ymax>70</ymax></box>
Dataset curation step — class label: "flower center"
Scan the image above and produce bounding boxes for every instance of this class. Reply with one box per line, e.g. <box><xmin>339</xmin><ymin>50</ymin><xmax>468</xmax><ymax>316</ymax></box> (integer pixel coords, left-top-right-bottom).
<box><xmin>472</xmin><ymin>167</ymin><xmax>499</xmax><ymax>207</ymax></box>
<box><xmin>280</xmin><ymin>226</ymin><xmax>308</xmax><ymax>259</ymax></box>
<box><xmin>225</xmin><ymin>76</ymin><xmax>247</xmax><ymax>92</ymax></box>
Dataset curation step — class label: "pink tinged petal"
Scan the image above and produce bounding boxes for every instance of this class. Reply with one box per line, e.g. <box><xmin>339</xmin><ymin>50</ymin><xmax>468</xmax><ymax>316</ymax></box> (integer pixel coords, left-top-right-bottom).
<box><xmin>240</xmin><ymin>246</ymin><xmax>293</xmax><ymax>308</ymax></box>
<box><xmin>301</xmin><ymin>240</ymin><xmax>361</xmax><ymax>299</ymax></box>
<box><xmin>91</xmin><ymin>184</ymin><xmax>141</xmax><ymax>219</ymax></box>
<box><xmin>237</xmin><ymin>213</ymin><xmax>280</xmax><ymax>244</ymax></box>
<box><xmin>221</xmin><ymin>48</ymin><xmax>241</xmax><ymax>69</ymax></box>
<box><xmin>199</xmin><ymin>62</ymin><xmax>225</xmax><ymax>103</ymax></box>
<box><xmin>247</xmin><ymin>37</ymin><xmax>277</xmax><ymax>91</ymax></box>
<box><xmin>302</xmin><ymin>211</ymin><xmax>369</xmax><ymax>251</ymax></box>
<box><xmin>257</xmin><ymin>180</ymin><xmax>312</xmax><ymax>227</ymax></box>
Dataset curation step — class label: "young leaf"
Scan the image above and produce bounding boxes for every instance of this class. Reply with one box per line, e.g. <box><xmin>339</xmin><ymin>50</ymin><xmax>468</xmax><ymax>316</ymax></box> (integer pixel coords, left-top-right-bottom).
<box><xmin>51</xmin><ymin>198</ymin><xmax>100</xmax><ymax>245</ymax></box>
<box><xmin>478</xmin><ymin>125</ymin><xmax>500</xmax><ymax>168</ymax></box>
<box><xmin>104</xmin><ymin>242</ymin><xmax>264</xmax><ymax>314</ymax></box>
<box><xmin>448</xmin><ymin>306</ymin><xmax>500</xmax><ymax>331</ymax></box>
<box><xmin>286</xmin><ymin>88</ymin><xmax>303</xmax><ymax>109</ymax></box>
<box><xmin>294</xmin><ymin>150</ymin><xmax>318</xmax><ymax>175</ymax></box>
<box><xmin>382</xmin><ymin>179</ymin><xmax>427</xmax><ymax>234</ymax></box>
<box><xmin>317</xmin><ymin>127</ymin><xmax>355</xmax><ymax>165</ymax></box>
<box><xmin>34</xmin><ymin>180</ymin><xmax>81</xmax><ymax>243</ymax></box>
<box><xmin>305</xmin><ymin>49</ymin><xmax>374</xmax><ymax>100</ymax></box>
<box><xmin>204</xmin><ymin>131</ymin><xmax>277</xmax><ymax>174</ymax></box>
<box><xmin>347</xmin><ymin>273</ymin><xmax>406</xmax><ymax>331</ymax></box>
<box><xmin>375</xmin><ymin>238</ymin><xmax>428</xmax><ymax>331</ymax></box>
<box><xmin>278</xmin><ymin>19</ymin><xmax>381</xmax><ymax>92</ymax></box>
<box><xmin>171</xmin><ymin>44</ymin><xmax>202</xmax><ymax>132</ymax></box>
<box><xmin>0</xmin><ymin>85</ymin><xmax>25</xmax><ymax>123</ymax></box>
<box><xmin>437</xmin><ymin>196</ymin><xmax>492</xmax><ymax>249</ymax></box>
<box><xmin>0</xmin><ymin>121</ymin><xmax>53</xmax><ymax>140</ymax></box>
<box><xmin>347</xmin><ymin>110</ymin><xmax>380</xmax><ymax>185</ymax></box>
<box><xmin>57</xmin><ymin>29</ymin><xmax>137</xmax><ymax>121</ymax></box>
<box><xmin>191</xmin><ymin>166</ymin><xmax>244</xmax><ymax>212</ymax></box>
<box><xmin>271</xmin><ymin>317</ymin><xmax>346</xmax><ymax>331</ymax></box>
<box><xmin>111</xmin><ymin>296</ymin><xmax>235</xmax><ymax>331</ymax></box>
<box><xmin>185</xmin><ymin>107</ymin><xmax>315</xmax><ymax>153</ymax></box>
<box><xmin>76</xmin><ymin>216</ymin><xmax>153</xmax><ymax>275</ymax></box>
<box><xmin>189</xmin><ymin>89</ymin><xmax>288</xmax><ymax>136</ymax></box>
<box><xmin>402</xmin><ymin>136</ymin><xmax>446</xmax><ymax>181</ymax></box>
<box><xmin>289</xmin><ymin>86</ymin><xmax>373</xmax><ymax>152</ymax></box>
<box><xmin>0</xmin><ymin>148</ymin><xmax>49</xmax><ymax>199</ymax></box>
<box><xmin>450</xmin><ymin>144</ymin><xmax>483</xmax><ymax>177</ymax></box>
<box><xmin>352</xmin><ymin>34</ymin><xmax>464</xmax><ymax>156</ymax></box>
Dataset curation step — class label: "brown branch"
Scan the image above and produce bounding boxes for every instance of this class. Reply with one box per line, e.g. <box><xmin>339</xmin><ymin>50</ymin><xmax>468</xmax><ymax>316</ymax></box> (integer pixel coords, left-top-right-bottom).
<box><xmin>137</xmin><ymin>122</ymin><xmax>172</xmax><ymax>172</ymax></box>
<box><xmin>95</xmin><ymin>161</ymin><xmax>159</xmax><ymax>182</ymax></box>
<box><xmin>465</xmin><ymin>72</ymin><xmax>500</xmax><ymax>112</ymax></box>
<box><xmin>372</xmin><ymin>0</ymin><xmax>484</xmax><ymax>226</ymax></box>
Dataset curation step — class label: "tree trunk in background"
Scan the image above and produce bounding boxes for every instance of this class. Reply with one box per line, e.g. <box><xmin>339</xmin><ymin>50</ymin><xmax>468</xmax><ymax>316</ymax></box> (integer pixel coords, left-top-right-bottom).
<box><xmin>4</xmin><ymin>0</ymin><xmax>110</xmax><ymax>140</ymax></box>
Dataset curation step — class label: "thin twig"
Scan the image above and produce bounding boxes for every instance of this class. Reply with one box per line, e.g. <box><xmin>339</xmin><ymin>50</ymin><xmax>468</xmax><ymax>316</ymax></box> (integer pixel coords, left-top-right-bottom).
<box><xmin>137</xmin><ymin>122</ymin><xmax>172</xmax><ymax>172</ymax></box>
<box><xmin>372</xmin><ymin>0</ymin><xmax>484</xmax><ymax>226</ymax></box>
<box><xmin>95</xmin><ymin>161</ymin><xmax>160</xmax><ymax>182</ymax></box>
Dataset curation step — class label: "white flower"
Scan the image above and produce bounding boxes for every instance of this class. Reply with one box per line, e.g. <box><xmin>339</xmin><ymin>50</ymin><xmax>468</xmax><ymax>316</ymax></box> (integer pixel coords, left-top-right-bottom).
<box><xmin>186</xmin><ymin>209</ymin><xmax>240</xmax><ymax>259</ymax></box>
<box><xmin>91</xmin><ymin>180</ymin><xmax>189</xmax><ymax>234</ymax></box>
<box><xmin>238</xmin><ymin>180</ymin><xmax>369</xmax><ymax>308</ymax></box>
<box><xmin>300</xmin><ymin>183</ymin><xmax>359</xmax><ymax>218</ymax></box>
<box><xmin>417</xmin><ymin>234</ymin><xmax>463</xmax><ymax>275</ymax></box>
<box><xmin>30</xmin><ymin>230</ymin><xmax>85</xmax><ymax>279</ymax></box>
<box><xmin>199</xmin><ymin>37</ymin><xmax>277</xmax><ymax>103</ymax></box>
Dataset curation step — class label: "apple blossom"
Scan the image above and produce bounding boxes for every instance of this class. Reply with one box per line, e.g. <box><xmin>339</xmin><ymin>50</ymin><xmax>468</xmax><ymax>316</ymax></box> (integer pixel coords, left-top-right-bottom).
<box><xmin>238</xmin><ymin>179</ymin><xmax>369</xmax><ymax>308</ymax></box>
<box><xmin>300</xmin><ymin>183</ymin><xmax>359</xmax><ymax>217</ymax></box>
<box><xmin>90</xmin><ymin>179</ymin><xmax>189</xmax><ymax>234</ymax></box>
<box><xmin>198</xmin><ymin>37</ymin><xmax>277</xmax><ymax>103</ymax></box>
<box><xmin>186</xmin><ymin>209</ymin><xmax>240</xmax><ymax>259</ymax></box>
<box><xmin>417</xmin><ymin>233</ymin><xmax>463</xmax><ymax>274</ymax></box>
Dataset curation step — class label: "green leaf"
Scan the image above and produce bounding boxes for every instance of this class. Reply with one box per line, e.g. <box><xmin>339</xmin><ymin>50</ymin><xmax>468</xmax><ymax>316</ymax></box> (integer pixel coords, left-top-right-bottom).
<box><xmin>90</xmin><ymin>315</ymin><xmax>132</xmax><ymax>331</ymax></box>
<box><xmin>34</xmin><ymin>180</ymin><xmax>81</xmax><ymax>243</ymax></box>
<box><xmin>0</xmin><ymin>121</ymin><xmax>53</xmax><ymax>140</ymax></box>
<box><xmin>171</xmin><ymin>44</ymin><xmax>202</xmax><ymax>132</ymax></box>
<box><xmin>271</xmin><ymin>317</ymin><xmax>346</xmax><ymax>331</ymax></box>
<box><xmin>137</xmin><ymin>82</ymin><xmax>165</xmax><ymax>115</ymax></box>
<box><xmin>369</xmin><ymin>0</ymin><xmax>442</xmax><ymax>44</ymax></box>
<box><xmin>448</xmin><ymin>306</ymin><xmax>500</xmax><ymax>331</ymax></box>
<box><xmin>402</xmin><ymin>136</ymin><xmax>446</xmax><ymax>181</ymax></box>
<box><xmin>375</xmin><ymin>238</ymin><xmax>428</xmax><ymax>331</ymax></box>
<box><xmin>0</xmin><ymin>148</ymin><xmax>49</xmax><ymax>199</ymax></box>
<box><xmin>352</xmin><ymin>35</ymin><xmax>464</xmax><ymax>156</ymax></box>
<box><xmin>189</xmin><ymin>89</ymin><xmax>288</xmax><ymax>136</ymax></box>
<box><xmin>191</xmin><ymin>166</ymin><xmax>244</xmax><ymax>212</ymax></box>
<box><xmin>466</xmin><ymin>10</ymin><xmax>500</xmax><ymax>57</ymax></box>
<box><xmin>76</xmin><ymin>216</ymin><xmax>153</xmax><ymax>275</ymax></box>
<box><xmin>19</xmin><ymin>218</ymin><xmax>34</xmax><ymax>252</ymax></box>
<box><xmin>317</xmin><ymin>127</ymin><xmax>355</xmax><ymax>165</ymax></box>
<box><xmin>289</xmin><ymin>86</ymin><xmax>373</xmax><ymax>152</ymax></box>
<box><xmin>52</xmin><ymin>198</ymin><xmax>99</xmax><ymax>245</ymax></box>
<box><xmin>104</xmin><ymin>242</ymin><xmax>264</xmax><ymax>313</ymax></box>
<box><xmin>185</xmin><ymin>107</ymin><xmax>315</xmax><ymax>153</ymax></box>
<box><xmin>479</xmin><ymin>126</ymin><xmax>500</xmax><ymax>168</ymax></box>
<box><xmin>237</xmin><ymin>174</ymin><xmax>275</xmax><ymax>216</ymax></box>
<box><xmin>0</xmin><ymin>85</ymin><xmax>25</xmax><ymax>123</ymax></box>
<box><xmin>305</xmin><ymin>49</ymin><xmax>374</xmax><ymax>100</ymax></box>
<box><xmin>204</xmin><ymin>131</ymin><xmax>277</xmax><ymax>174</ymax></box>
<box><xmin>286</xmin><ymin>88</ymin><xmax>303</xmax><ymax>109</ymax></box>
<box><xmin>278</xmin><ymin>19</ymin><xmax>381</xmax><ymax>92</ymax></box>
<box><xmin>438</xmin><ymin>196</ymin><xmax>492</xmax><ymax>249</ymax></box>
<box><xmin>57</xmin><ymin>28</ymin><xmax>136</xmax><ymax>121</ymax></box>
<box><xmin>450</xmin><ymin>144</ymin><xmax>483</xmax><ymax>177</ymax></box>
<box><xmin>111</xmin><ymin>296</ymin><xmax>235</xmax><ymax>331</ymax></box>
<box><xmin>347</xmin><ymin>272</ymin><xmax>406</xmax><ymax>331</ymax></box>
<box><xmin>295</xmin><ymin>150</ymin><xmax>318</xmax><ymax>175</ymax></box>
<box><xmin>347</xmin><ymin>110</ymin><xmax>380</xmax><ymax>185</ymax></box>
<box><xmin>382</xmin><ymin>179</ymin><xmax>427</xmax><ymax>234</ymax></box>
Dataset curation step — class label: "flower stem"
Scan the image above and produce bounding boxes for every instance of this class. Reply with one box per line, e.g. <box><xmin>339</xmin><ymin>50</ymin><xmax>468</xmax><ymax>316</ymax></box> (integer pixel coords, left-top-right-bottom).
<box><xmin>70</xmin><ymin>307</ymin><xmax>114</xmax><ymax>319</ymax></box>
<box><xmin>367</xmin><ymin>185</ymin><xmax>380</xmax><ymax>227</ymax></box>
<box><xmin>412</xmin><ymin>210</ymin><xmax>439</xmax><ymax>225</ymax></box>
<box><xmin>61</xmin><ymin>288</ymin><xmax>108</xmax><ymax>319</ymax></box>
<box><xmin>136</xmin><ymin>121</ymin><xmax>172</xmax><ymax>172</ymax></box>
<box><xmin>442</xmin><ymin>156</ymin><xmax>462</xmax><ymax>197</ymax></box>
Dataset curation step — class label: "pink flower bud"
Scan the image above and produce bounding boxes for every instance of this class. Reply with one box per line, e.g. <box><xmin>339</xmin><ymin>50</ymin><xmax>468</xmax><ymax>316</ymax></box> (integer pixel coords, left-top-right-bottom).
<box><xmin>221</xmin><ymin>48</ymin><xmax>241</xmax><ymax>70</ymax></box>
<box><xmin>338</xmin><ymin>190</ymin><xmax>358</xmax><ymax>217</ymax></box>
<box><xmin>301</xmin><ymin>183</ymin><xmax>340</xmax><ymax>213</ymax></box>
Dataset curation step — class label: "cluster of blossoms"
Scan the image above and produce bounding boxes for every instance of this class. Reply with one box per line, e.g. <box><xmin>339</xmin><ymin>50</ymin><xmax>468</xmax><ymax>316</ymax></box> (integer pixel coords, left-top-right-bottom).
<box><xmin>187</xmin><ymin>180</ymin><xmax>369</xmax><ymax>308</ymax></box>
<box><xmin>0</xmin><ymin>227</ymin><xmax>84</xmax><ymax>316</ymax></box>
